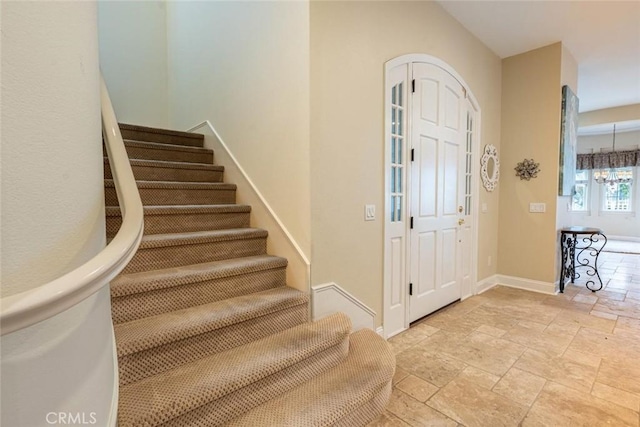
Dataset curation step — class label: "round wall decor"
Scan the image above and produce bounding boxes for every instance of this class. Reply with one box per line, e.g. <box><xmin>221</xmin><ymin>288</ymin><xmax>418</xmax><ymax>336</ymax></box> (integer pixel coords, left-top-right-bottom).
<box><xmin>480</xmin><ymin>144</ymin><xmax>500</xmax><ymax>192</ymax></box>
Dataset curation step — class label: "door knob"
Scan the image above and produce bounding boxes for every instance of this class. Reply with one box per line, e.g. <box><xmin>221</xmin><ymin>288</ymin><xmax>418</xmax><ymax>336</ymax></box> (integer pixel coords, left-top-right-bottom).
<box><xmin>458</xmin><ymin>219</ymin><xmax>465</xmax><ymax>225</ymax></box>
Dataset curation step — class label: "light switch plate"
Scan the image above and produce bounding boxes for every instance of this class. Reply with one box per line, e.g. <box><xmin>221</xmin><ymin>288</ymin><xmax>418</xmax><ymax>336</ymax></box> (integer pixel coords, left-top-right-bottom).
<box><xmin>529</xmin><ymin>203</ymin><xmax>546</xmax><ymax>213</ymax></box>
<box><xmin>365</xmin><ymin>204</ymin><xmax>375</xmax><ymax>221</ymax></box>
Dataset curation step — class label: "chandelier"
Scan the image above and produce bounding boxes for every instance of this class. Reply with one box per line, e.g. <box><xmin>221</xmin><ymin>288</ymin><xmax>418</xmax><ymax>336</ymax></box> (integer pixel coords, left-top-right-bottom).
<box><xmin>593</xmin><ymin>124</ymin><xmax>634</xmax><ymax>186</ymax></box>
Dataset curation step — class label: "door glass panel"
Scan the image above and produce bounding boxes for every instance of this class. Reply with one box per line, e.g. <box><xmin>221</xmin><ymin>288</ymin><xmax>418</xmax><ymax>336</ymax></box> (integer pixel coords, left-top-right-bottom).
<box><xmin>392</xmin><ymin>108</ymin><xmax>396</xmax><ymax>134</ymax></box>
<box><xmin>391</xmin><ymin>137</ymin><xmax>396</xmax><ymax>163</ymax></box>
<box><xmin>390</xmin><ymin>81</ymin><xmax>405</xmax><ymax>223</ymax></box>
<box><xmin>464</xmin><ymin>110</ymin><xmax>473</xmax><ymax>215</ymax></box>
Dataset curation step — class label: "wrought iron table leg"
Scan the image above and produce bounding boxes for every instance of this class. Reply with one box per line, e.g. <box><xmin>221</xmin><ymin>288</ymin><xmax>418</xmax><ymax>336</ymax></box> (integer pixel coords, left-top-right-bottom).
<box><xmin>576</xmin><ymin>233</ymin><xmax>607</xmax><ymax>292</ymax></box>
<box><xmin>560</xmin><ymin>228</ymin><xmax>607</xmax><ymax>293</ymax></box>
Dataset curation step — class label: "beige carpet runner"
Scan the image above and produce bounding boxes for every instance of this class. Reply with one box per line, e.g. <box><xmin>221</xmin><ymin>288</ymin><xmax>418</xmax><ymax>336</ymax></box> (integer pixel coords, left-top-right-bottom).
<box><xmin>106</xmin><ymin>123</ymin><xmax>394</xmax><ymax>426</ymax></box>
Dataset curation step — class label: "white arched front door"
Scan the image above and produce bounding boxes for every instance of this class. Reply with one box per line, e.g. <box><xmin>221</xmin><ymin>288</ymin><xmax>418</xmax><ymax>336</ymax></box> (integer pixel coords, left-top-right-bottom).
<box><xmin>383</xmin><ymin>55</ymin><xmax>480</xmax><ymax>338</ymax></box>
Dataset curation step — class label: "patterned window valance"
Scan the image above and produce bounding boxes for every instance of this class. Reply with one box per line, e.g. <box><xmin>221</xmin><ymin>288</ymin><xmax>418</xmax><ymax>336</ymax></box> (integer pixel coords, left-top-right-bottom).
<box><xmin>577</xmin><ymin>150</ymin><xmax>640</xmax><ymax>170</ymax></box>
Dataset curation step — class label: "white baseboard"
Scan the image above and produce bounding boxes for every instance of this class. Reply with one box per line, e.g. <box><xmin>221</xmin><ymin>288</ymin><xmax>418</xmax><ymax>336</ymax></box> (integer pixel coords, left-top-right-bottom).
<box><xmin>495</xmin><ymin>274</ymin><xmax>557</xmax><ymax>295</ymax></box>
<box><xmin>476</xmin><ymin>274</ymin><xmax>499</xmax><ymax>294</ymax></box>
<box><xmin>311</xmin><ymin>282</ymin><xmax>376</xmax><ymax>332</ymax></box>
<box><xmin>608</xmin><ymin>235</ymin><xmax>640</xmax><ymax>242</ymax></box>
<box><xmin>376</xmin><ymin>326</ymin><xmax>384</xmax><ymax>337</ymax></box>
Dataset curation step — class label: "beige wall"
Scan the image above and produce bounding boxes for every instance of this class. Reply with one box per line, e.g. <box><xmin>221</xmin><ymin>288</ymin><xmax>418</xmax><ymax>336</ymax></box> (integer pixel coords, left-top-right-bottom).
<box><xmin>310</xmin><ymin>1</ymin><xmax>502</xmax><ymax>325</ymax></box>
<box><xmin>1</xmin><ymin>2</ymin><xmax>116</xmax><ymax>424</ymax></box>
<box><xmin>165</xmin><ymin>1</ymin><xmax>311</xmax><ymax>260</ymax></box>
<box><xmin>98</xmin><ymin>1</ymin><xmax>169</xmax><ymax>128</ymax></box>
<box><xmin>580</xmin><ymin>104</ymin><xmax>640</xmax><ymax>127</ymax></box>
<box><xmin>498</xmin><ymin>43</ymin><xmax>566</xmax><ymax>283</ymax></box>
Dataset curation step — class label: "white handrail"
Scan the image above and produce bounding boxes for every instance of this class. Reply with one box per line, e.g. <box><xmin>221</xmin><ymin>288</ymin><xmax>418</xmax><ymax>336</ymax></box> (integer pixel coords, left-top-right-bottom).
<box><xmin>0</xmin><ymin>75</ymin><xmax>144</xmax><ymax>335</ymax></box>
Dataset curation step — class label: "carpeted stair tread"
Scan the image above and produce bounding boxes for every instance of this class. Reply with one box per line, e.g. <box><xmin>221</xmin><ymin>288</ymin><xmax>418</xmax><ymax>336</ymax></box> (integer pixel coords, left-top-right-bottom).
<box><xmin>111</xmin><ymin>255</ymin><xmax>288</xmax><ymax>324</ymax></box>
<box><xmin>114</xmin><ymin>286</ymin><xmax>308</xmax><ymax>357</ymax></box>
<box><xmin>117</xmin><ymin>139</ymin><xmax>214</xmax><ymax>164</ymax></box>
<box><xmin>117</xmin><ymin>313</ymin><xmax>352</xmax><ymax>427</ymax></box>
<box><xmin>224</xmin><ymin>328</ymin><xmax>395</xmax><ymax>427</ymax></box>
<box><xmin>105</xmin><ymin>157</ymin><xmax>221</xmax><ymax>171</ymax></box>
<box><xmin>105</xmin><ymin>158</ymin><xmax>223</xmax><ymax>183</ymax></box>
<box><xmin>105</xmin><ymin>204</ymin><xmax>251</xmax><ymax>218</ymax></box>
<box><xmin>122</xmin><ymin>229</ymin><xmax>267</xmax><ymax>274</ymax></box>
<box><xmin>104</xmin><ymin>179</ymin><xmax>236</xmax><ymax>193</ymax></box>
<box><xmin>106</xmin><ymin>204</ymin><xmax>251</xmax><ymax>237</ymax></box>
<box><xmin>120</xmin><ymin>123</ymin><xmax>205</xmax><ymax>148</ymax></box>
<box><xmin>111</xmin><ymin>254</ymin><xmax>287</xmax><ymax>298</ymax></box>
<box><xmin>105</xmin><ymin>180</ymin><xmax>236</xmax><ymax>207</ymax></box>
<box><xmin>124</xmin><ymin>139</ymin><xmax>209</xmax><ymax>154</ymax></box>
<box><xmin>137</xmin><ymin>228</ymin><xmax>268</xmax><ymax>250</ymax></box>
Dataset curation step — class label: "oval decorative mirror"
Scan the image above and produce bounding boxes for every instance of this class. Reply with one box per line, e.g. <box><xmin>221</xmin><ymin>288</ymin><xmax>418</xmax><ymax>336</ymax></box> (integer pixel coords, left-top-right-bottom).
<box><xmin>480</xmin><ymin>144</ymin><xmax>500</xmax><ymax>192</ymax></box>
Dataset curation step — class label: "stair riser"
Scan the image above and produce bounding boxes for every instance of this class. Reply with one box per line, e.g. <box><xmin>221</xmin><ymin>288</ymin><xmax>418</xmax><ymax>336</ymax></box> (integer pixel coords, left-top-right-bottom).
<box><xmin>333</xmin><ymin>383</ymin><xmax>392</xmax><ymax>427</ymax></box>
<box><xmin>111</xmin><ymin>268</ymin><xmax>286</xmax><ymax>323</ymax></box>
<box><xmin>161</xmin><ymin>339</ymin><xmax>349</xmax><ymax>427</ymax></box>
<box><xmin>104</xmin><ymin>162</ymin><xmax>223</xmax><ymax>183</ymax></box>
<box><xmin>124</xmin><ymin>145</ymin><xmax>213</xmax><ymax>164</ymax></box>
<box><xmin>105</xmin><ymin>186</ymin><xmax>236</xmax><ymax>207</ymax></box>
<box><xmin>118</xmin><ymin>304</ymin><xmax>308</xmax><ymax>386</ymax></box>
<box><xmin>120</xmin><ymin>128</ymin><xmax>204</xmax><ymax>148</ymax></box>
<box><xmin>106</xmin><ymin>211</ymin><xmax>250</xmax><ymax>238</ymax></box>
<box><xmin>123</xmin><ymin>237</ymin><xmax>267</xmax><ymax>274</ymax></box>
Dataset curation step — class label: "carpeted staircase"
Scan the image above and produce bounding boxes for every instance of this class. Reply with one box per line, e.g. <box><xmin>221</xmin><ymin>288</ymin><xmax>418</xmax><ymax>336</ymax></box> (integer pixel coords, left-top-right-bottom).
<box><xmin>105</xmin><ymin>123</ymin><xmax>395</xmax><ymax>426</ymax></box>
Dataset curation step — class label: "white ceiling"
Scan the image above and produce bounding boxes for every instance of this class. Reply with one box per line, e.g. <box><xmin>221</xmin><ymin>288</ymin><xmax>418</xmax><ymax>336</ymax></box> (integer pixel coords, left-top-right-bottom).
<box><xmin>438</xmin><ymin>0</ymin><xmax>640</xmax><ymax>113</ymax></box>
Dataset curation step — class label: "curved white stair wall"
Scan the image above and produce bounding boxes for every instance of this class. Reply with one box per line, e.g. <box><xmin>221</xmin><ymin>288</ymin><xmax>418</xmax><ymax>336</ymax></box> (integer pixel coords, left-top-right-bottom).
<box><xmin>1</xmin><ymin>3</ymin><xmax>143</xmax><ymax>425</ymax></box>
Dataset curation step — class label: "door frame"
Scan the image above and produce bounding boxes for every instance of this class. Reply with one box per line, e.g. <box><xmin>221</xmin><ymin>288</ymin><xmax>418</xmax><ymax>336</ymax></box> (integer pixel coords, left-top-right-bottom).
<box><xmin>383</xmin><ymin>54</ymin><xmax>481</xmax><ymax>338</ymax></box>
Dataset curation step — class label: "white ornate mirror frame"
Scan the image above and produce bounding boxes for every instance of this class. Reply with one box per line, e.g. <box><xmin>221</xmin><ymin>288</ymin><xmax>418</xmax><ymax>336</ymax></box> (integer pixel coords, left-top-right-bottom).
<box><xmin>480</xmin><ymin>144</ymin><xmax>500</xmax><ymax>192</ymax></box>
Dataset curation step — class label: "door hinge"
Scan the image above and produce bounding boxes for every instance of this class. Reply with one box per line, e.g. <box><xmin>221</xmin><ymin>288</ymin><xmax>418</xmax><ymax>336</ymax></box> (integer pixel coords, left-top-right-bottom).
<box><xmin>410</xmin><ymin>216</ymin><xmax>414</xmax><ymax>229</ymax></box>
<box><xmin>411</xmin><ymin>79</ymin><xmax>415</xmax><ymax>93</ymax></box>
<box><xmin>409</xmin><ymin>283</ymin><xmax>413</xmax><ymax>296</ymax></box>
<box><xmin>411</xmin><ymin>148</ymin><xmax>415</xmax><ymax>161</ymax></box>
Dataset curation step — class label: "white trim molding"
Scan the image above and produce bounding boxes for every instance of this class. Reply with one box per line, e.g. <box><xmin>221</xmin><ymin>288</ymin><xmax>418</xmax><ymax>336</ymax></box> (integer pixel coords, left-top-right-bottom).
<box><xmin>608</xmin><ymin>235</ymin><xmax>640</xmax><ymax>242</ymax></box>
<box><xmin>311</xmin><ymin>283</ymin><xmax>376</xmax><ymax>332</ymax></box>
<box><xmin>476</xmin><ymin>274</ymin><xmax>499</xmax><ymax>294</ymax></box>
<box><xmin>476</xmin><ymin>274</ymin><xmax>557</xmax><ymax>296</ymax></box>
<box><xmin>494</xmin><ymin>274</ymin><xmax>557</xmax><ymax>295</ymax></box>
<box><xmin>187</xmin><ymin>120</ymin><xmax>311</xmax><ymax>293</ymax></box>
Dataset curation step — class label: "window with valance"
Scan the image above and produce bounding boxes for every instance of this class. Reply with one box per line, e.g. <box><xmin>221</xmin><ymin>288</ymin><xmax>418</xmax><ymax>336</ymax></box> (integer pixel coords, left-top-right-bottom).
<box><xmin>577</xmin><ymin>150</ymin><xmax>640</xmax><ymax>170</ymax></box>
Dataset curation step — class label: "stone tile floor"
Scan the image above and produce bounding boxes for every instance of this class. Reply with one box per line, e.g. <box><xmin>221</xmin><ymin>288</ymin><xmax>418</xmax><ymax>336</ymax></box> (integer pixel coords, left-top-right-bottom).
<box><xmin>369</xmin><ymin>251</ymin><xmax>640</xmax><ymax>426</ymax></box>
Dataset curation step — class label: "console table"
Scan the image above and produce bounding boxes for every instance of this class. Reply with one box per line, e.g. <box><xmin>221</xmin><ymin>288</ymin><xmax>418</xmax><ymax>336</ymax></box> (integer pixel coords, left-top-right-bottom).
<box><xmin>559</xmin><ymin>227</ymin><xmax>607</xmax><ymax>293</ymax></box>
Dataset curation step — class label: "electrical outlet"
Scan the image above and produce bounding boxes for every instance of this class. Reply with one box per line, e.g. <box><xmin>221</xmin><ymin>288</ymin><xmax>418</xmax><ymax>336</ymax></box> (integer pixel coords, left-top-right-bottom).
<box><xmin>365</xmin><ymin>204</ymin><xmax>376</xmax><ymax>221</ymax></box>
<box><xmin>481</xmin><ymin>203</ymin><xmax>488</xmax><ymax>213</ymax></box>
